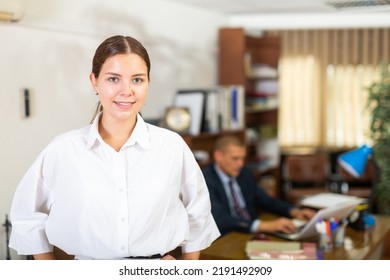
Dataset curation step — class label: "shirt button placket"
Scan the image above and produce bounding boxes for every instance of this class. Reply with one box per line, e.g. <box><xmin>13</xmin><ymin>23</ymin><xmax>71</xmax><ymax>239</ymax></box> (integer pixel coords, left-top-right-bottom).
<box><xmin>116</xmin><ymin>152</ymin><xmax>129</xmax><ymax>255</ymax></box>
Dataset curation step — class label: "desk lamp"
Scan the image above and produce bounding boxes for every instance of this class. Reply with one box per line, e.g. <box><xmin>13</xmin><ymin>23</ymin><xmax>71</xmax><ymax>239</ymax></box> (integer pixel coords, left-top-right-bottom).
<box><xmin>338</xmin><ymin>144</ymin><xmax>379</xmax><ymax>215</ymax></box>
<box><xmin>338</xmin><ymin>144</ymin><xmax>373</xmax><ymax>178</ymax></box>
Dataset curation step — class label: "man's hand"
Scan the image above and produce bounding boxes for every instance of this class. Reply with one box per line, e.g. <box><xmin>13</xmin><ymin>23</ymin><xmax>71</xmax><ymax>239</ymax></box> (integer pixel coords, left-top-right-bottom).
<box><xmin>258</xmin><ymin>218</ymin><xmax>297</xmax><ymax>234</ymax></box>
<box><xmin>290</xmin><ymin>208</ymin><xmax>316</xmax><ymax>221</ymax></box>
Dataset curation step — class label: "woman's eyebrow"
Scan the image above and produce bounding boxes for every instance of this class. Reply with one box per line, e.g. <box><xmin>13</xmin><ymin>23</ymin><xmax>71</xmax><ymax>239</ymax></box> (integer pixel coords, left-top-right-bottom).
<box><xmin>103</xmin><ymin>72</ymin><xmax>121</xmax><ymax>76</ymax></box>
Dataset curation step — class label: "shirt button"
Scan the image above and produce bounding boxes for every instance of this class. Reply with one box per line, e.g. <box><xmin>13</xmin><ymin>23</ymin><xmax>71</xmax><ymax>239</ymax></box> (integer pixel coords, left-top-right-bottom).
<box><xmin>121</xmin><ymin>246</ymin><xmax>125</xmax><ymax>250</ymax></box>
<box><xmin>118</xmin><ymin>188</ymin><xmax>124</xmax><ymax>193</ymax></box>
<box><xmin>121</xmin><ymin>218</ymin><xmax>126</xmax><ymax>222</ymax></box>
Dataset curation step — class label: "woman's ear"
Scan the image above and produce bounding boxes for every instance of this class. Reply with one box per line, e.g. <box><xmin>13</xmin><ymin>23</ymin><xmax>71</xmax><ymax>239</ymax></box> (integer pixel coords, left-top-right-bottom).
<box><xmin>89</xmin><ymin>73</ymin><xmax>98</xmax><ymax>92</ymax></box>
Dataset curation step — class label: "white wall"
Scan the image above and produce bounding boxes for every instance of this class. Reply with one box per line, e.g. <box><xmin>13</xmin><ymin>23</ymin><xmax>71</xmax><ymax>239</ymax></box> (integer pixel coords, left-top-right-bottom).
<box><xmin>0</xmin><ymin>0</ymin><xmax>227</xmax><ymax>259</ymax></box>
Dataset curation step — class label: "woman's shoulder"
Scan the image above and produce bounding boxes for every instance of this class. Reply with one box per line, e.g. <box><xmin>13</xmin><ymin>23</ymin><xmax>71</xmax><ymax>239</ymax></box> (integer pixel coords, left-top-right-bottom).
<box><xmin>47</xmin><ymin>124</ymin><xmax>91</xmax><ymax>148</ymax></box>
<box><xmin>31</xmin><ymin>124</ymin><xmax>91</xmax><ymax>163</ymax></box>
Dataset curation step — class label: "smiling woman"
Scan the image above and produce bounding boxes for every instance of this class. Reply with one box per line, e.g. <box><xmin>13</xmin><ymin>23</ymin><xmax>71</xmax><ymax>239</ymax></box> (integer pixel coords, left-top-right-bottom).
<box><xmin>90</xmin><ymin>36</ymin><xmax>151</xmax><ymax>130</ymax></box>
<box><xmin>8</xmin><ymin>35</ymin><xmax>220</xmax><ymax>260</ymax></box>
<box><xmin>91</xmin><ymin>51</ymin><xmax>150</xmax><ymax>151</ymax></box>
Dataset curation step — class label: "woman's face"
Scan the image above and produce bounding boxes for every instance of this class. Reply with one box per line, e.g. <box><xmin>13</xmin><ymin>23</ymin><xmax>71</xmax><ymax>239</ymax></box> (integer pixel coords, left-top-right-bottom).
<box><xmin>90</xmin><ymin>53</ymin><xmax>149</xmax><ymax>123</ymax></box>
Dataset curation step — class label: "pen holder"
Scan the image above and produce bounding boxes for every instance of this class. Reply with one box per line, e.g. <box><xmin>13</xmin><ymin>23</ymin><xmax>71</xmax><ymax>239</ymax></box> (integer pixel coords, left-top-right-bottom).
<box><xmin>333</xmin><ymin>225</ymin><xmax>346</xmax><ymax>248</ymax></box>
<box><xmin>318</xmin><ymin>233</ymin><xmax>333</xmax><ymax>252</ymax></box>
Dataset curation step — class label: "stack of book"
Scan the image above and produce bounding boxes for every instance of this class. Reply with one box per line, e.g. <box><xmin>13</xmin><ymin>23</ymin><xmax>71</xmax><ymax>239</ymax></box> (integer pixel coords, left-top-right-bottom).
<box><xmin>245</xmin><ymin>240</ymin><xmax>318</xmax><ymax>260</ymax></box>
<box><xmin>248</xmin><ymin>64</ymin><xmax>278</xmax><ymax>79</ymax></box>
<box><xmin>245</xmin><ymin>63</ymin><xmax>278</xmax><ymax>111</ymax></box>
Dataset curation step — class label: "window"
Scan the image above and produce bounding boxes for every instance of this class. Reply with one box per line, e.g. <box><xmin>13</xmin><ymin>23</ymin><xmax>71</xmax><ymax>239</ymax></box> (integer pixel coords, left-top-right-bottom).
<box><xmin>277</xmin><ymin>29</ymin><xmax>390</xmax><ymax>150</ymax></box>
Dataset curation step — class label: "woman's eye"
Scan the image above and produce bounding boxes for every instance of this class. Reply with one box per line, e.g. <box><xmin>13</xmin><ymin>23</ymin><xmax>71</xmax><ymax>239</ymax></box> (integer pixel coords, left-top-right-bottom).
<box><xmin>108</xmin><ymin>77</ymin><xmax>119</xmax><ymax>82</ymax></box>
<box><xmin>133</xmin><ymin>77</ymin><xmax>143</xmax><ymax>83</ymax></box>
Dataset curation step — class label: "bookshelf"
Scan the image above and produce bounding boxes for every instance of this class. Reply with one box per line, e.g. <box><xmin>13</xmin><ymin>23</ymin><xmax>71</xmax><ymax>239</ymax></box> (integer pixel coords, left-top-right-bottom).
<box><xmin>218</xmin><ymin>27</ymin><xmax>281</xmax><ymax>197</ymax></box>
<box><xmin>171</xmin><ymin>85</ymin><xmax>246</xmax><ymax>168</ymax></box>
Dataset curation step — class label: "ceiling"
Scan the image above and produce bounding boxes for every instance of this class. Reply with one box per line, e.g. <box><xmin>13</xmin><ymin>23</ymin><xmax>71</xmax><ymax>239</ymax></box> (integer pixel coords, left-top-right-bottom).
<box><xmin>163</xmin><ymin>0</ymin><xmax>390</xmax><ymax>15</ymax></box>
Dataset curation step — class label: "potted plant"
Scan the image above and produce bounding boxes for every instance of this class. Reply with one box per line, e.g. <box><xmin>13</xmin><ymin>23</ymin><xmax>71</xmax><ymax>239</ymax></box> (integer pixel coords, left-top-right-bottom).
<box><xmin>367</xmin><ymin>63</ymin><xmax>390</xmax><ymax>215</ymax></box>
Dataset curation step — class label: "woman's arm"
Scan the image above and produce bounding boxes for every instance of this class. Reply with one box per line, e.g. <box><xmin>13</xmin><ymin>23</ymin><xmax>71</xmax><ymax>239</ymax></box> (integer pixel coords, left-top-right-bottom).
<box><xmin>182</xmin><ymin>251</ymin><xmax>200</xmax><ymax>260</ymax></box>
<box><xmin>33</xmin><ymin>252</ymin><xmax>56</xmax><ymax>260</ymax></box>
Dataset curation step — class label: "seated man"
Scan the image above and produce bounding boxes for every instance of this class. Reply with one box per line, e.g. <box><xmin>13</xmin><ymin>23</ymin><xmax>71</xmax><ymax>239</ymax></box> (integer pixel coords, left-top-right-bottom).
<box><xmin>202</xmin><ymin>135</ymin><xmax>315</xmax><ymax>236</ymax></box>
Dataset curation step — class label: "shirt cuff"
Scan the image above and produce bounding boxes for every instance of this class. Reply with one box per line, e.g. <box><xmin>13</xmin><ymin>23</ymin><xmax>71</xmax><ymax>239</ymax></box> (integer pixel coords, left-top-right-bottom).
<box><xmin>250</xmin><ymin>219</ymin><xmax>260</xmax><ymax>233</ymax></box>
<box><xmin>9</xmin><ymin>220</ymin><xmax>53</xmax><ymax>256</ymax></box>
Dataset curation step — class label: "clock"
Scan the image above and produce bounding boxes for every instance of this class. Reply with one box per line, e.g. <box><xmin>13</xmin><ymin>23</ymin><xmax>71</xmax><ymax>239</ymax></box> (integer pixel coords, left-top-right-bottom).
<box><xmin>164</xmin><ymin>106</ymin><xmax>191</xmax><ymax>134</ymax></box>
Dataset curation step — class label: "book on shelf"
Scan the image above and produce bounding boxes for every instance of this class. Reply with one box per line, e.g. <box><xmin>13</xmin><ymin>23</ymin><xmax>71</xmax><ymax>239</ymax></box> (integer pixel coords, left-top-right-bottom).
<box><xmin>247</xmin><ymin>63</ymin><xmax>278</xmax><ymax>79</ymax></box>
<box><xmin>243</xmin><ymin>54</ymin><xmax>278</xmax><ymax>79</ymax></box>
<box><xmin>173</xmin><ymin>86</ymin><xmax>245</xmax><ymax>135</ymax></box>
<box><xmin>245</xmin><ymin>240</ymin><xmax>318</xmax><ymax>260</ymax></box>
<box><xmin>204</xmin><ymin>85</ymin><xmax>245</xmax><ymax>133</ymax></box>
<box><xmin>246</xmin><ymin>95</ymin><xmax>278</xmax><ymax>111</ymax></box>
<box><xmin>254</xmin><ymin>79</ymin><xmax>278</xmax><ymax>95</ymax></box>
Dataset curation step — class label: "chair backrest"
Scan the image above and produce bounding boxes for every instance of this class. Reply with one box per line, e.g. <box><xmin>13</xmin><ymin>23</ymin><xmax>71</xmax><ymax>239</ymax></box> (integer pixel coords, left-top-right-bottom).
<box><xmin>283</xmin><ymin>154</ymin><xmax>329</xmax><ymax>183</ymax></box>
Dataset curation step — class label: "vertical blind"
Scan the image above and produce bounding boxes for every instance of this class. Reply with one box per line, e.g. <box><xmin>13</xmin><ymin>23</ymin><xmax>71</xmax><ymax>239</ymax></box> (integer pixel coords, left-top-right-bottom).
<box><xmin>276</xmin><ymin>28</ymin><xmax>390</xmax><ymax>150</ymax></box>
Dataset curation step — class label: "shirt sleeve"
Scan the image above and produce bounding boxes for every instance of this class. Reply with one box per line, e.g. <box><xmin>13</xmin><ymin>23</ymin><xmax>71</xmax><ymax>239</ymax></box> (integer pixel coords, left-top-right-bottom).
<box><xmin>179</xmin><ymin>142</ymin><xmax>220</xmax><ymax>253</ymax></box>
<box><xmin>9</xmin><ymin>149</ymin><xmax>53</xmax><ymax>255</ymax></box>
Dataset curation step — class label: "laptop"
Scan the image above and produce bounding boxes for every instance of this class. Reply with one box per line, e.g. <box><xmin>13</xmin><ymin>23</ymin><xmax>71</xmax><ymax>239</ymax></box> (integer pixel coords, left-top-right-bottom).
<box><xmin>273</xmin><ymin>200</ymin><xmax>359</xmax><ymax>240</ymax></box>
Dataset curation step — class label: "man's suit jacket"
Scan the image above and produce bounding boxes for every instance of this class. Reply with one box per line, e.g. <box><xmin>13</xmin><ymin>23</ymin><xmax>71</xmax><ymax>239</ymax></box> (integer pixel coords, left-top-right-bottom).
<box><xmin>202</xmin><ymin>164</ymin><xmax>294</xmax><ymax>235</ymax></box>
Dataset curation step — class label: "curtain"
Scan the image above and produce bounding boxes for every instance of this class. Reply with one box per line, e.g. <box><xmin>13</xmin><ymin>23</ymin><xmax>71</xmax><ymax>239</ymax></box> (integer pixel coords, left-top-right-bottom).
<box><xmin>277</xmin><ymin>28</ymin><xmax>390</xmax><ymax>150</ymax></box>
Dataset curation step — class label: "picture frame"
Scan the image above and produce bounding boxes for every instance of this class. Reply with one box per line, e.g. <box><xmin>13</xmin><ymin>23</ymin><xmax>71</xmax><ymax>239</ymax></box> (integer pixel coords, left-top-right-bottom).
<box><xmin>173</xmin><ymin>90</ymin><xmax>207</xmax><ymax>135</ymax></box>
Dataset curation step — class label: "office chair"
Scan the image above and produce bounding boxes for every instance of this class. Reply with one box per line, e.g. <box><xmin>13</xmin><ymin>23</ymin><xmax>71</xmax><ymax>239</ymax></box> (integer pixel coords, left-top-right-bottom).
<box><xmin>282</xmin><ymin>154</ymin><xmax>330</xmax><ymax>203</ymax></box>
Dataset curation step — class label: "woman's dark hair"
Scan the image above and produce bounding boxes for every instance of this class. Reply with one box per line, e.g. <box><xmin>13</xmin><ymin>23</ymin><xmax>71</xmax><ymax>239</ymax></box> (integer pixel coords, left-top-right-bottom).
<box><xmin>91</xmin><ymin>35</ymin><xmax>151</xmax><ymax>119</ymax></box>
<box><xmin>92</xmin><ymin>35</ymin><xmax>150</xmax><ymax>79</ymax></box>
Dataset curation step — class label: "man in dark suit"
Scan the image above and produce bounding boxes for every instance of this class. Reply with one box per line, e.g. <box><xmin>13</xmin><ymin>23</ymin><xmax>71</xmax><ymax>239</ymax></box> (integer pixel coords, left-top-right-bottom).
<box><xmin>202</xmin><ymin>135</ymin><xmax>315</xmax><ymax>236</ymax></box>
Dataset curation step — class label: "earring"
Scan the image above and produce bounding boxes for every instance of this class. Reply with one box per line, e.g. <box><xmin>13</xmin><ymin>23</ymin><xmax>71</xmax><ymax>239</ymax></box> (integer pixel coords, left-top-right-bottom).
<box><xmin>95</xmin><ymin>92</ymin><xmax>99</xmax><ymax>95</ymax></box>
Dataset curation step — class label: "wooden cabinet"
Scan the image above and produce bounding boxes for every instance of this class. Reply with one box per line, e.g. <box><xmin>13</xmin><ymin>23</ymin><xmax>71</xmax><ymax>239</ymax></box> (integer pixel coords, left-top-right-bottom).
<box><xmin>218</xmin><ymin>27</ymin><xmax>281</xmax><ymax>197</ymax></box>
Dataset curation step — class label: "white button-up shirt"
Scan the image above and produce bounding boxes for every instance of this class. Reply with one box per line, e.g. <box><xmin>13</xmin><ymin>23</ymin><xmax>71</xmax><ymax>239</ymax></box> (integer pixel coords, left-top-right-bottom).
<box><xmin>9</xmin><ymin>113</ymin><xmax>220</xmax><ymax>259</ymax></box>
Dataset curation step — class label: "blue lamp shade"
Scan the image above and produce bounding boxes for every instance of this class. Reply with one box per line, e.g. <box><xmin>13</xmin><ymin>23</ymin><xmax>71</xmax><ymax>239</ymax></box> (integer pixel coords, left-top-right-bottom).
<box><xmin>338</xmin><ymin>145</ymin><xmax>373</xmax><ymax>178</ymax></box>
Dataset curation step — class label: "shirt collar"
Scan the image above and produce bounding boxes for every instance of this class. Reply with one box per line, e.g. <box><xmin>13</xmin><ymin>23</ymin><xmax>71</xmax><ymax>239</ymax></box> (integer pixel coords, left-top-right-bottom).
<box><xmin>214</xmin><ymin>163</ymin><xmax>233</xmax><ymax>185</ymax></box>
<box><xmin>86</xmin><ymin>113</ymin><xmax>102</xmax><ymax>149</ymax></box>
<box><xmin>86</xmin><ymin>112</ymin><xmax>151</xmax><ymax>150</ymax></box>
<box><xmin>125</xmin><ymin>114</ymin><xmax>151</xmax><ymax>150</ymax></box>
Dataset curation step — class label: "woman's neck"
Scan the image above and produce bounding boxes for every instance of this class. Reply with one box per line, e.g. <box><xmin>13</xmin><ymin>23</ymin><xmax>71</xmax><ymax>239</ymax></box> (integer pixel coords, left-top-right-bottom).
<box><xmin>98</xmin><ymin>114</ymin><xmax>137</xmax><ymax>152</ymax></box>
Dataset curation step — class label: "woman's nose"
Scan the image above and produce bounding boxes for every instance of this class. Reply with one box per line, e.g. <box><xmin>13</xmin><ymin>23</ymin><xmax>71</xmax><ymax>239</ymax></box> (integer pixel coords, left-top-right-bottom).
<box><xmin>121</xmin><ymin>81</ymin><xmax>134</xmax><ymax>96</ymax></box>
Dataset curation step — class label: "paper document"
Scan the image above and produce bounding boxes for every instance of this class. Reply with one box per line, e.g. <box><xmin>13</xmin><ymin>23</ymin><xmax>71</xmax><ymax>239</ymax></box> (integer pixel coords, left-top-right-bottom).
<box><xmin>299</xmin><ymin>193</ymin><xmax>366</xmax><ymax>209</ymax></box>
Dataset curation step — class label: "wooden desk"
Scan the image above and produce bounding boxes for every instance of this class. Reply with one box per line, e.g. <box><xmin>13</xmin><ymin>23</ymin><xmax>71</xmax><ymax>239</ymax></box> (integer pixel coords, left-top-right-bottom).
<box><xmin>201</xmin><ymin>215</ymin><xmax>390</xmax><ymax>260</ymax></box>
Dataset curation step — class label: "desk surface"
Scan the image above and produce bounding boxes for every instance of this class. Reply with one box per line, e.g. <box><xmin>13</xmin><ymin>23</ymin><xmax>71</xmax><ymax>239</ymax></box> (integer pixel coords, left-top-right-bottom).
<box><xmin>201</xmin><ymin>215</ymin><xmax>390</xmax><ymax>260</ymax></box>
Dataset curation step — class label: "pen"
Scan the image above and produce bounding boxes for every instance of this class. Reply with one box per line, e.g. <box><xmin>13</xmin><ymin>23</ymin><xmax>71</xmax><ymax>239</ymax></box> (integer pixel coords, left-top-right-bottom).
<box><xmin>330</xmin><ymin>217</ymin><xmax>339</xmax><ymax>232</ymax></box>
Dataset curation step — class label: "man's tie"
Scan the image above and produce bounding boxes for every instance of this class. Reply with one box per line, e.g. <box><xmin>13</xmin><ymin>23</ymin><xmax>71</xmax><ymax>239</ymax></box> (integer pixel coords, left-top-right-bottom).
<box><xmin>228</xmin><ymin>179</ymin><xmax>251</xmax><ymax>220</ymax></box>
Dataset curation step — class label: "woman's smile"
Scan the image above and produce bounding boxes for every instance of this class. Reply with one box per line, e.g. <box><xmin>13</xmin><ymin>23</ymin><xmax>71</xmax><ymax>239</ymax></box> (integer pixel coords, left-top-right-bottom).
<box><xmin>114</xmin><ymin>101</ymin><xmax>136</xmax><ymax>110</ymax></box>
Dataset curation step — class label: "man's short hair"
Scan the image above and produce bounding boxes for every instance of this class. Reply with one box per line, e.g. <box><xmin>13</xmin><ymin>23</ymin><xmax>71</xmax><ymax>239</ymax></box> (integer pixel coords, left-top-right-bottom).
<box><xmin>214</xmin><ymin>135</ymin><xmax>245</xmax><ymax>152</ymax></box>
